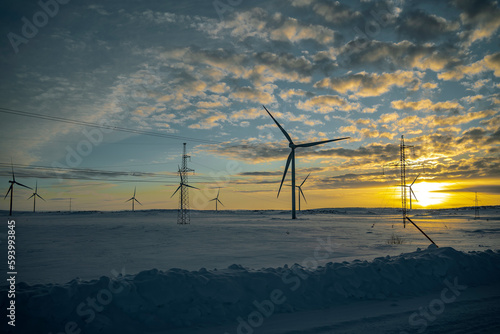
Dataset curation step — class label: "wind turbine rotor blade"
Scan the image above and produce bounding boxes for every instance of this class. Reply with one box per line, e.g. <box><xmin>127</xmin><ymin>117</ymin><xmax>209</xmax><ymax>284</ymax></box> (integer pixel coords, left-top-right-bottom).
<box><xmin>209</xmin><ymin>198</ymin><xmax>216</xmax><ymax>202</ymax></box>
<box><xmin>185</xmin><ymin>184</ymin><xmax>199</xmax><ymax>190</ymax></box>
<box><xmin>4</xmin><ymin>185</ymin><xmax>12</xmax><ymax>199</ymax></box>
<box><xmin>177</xmin><ymin>165</ymin><xmax>183</xmax><ymax>181</ymax></box>
<box><xmin>125</xmin><ymin>198</ymin><xmax>133</xmax><ymax>202</ymax></box>
<box><xmin>411</xmin><ymin>188</ymin><xmax>418</xmax><ymax>202</ymax></box>
<box><xmin>300</xmin><ymin>173</ymin><xmax>310</xmax><ymax>187</ymax></box>
<box><xmin>411</xmin><ymin>174</ymin><xmax>420</xmax><ymax>186</ymax></box>
<box><xmin>15</xmin><ymin>181</ymin><xmax>32</xmax><ymax>190</ymax></box>
<box><xmin>135</xmin><ymin>199</ymin><xmax>142</xmax><ymax>205</ymax></box>
<box><xmin>28</xmin><ymin>194</ymin><xmax>35</xmax><ymax>200</ymax></box>
<box><xmin>37</xmin><ymin>194</ymin><xmax>46</xmax><ymax>201</ymax></box>
<box><xmin>171</xmin><ymin>185</ymin><xmax>182</xmax><ymax>198</ymax></box>
<box><xmin>262</xmin><ymin>105</ymin><xmax>294</xmax><ymax>144</ymax></box>
<box><xmin>217</xmin><ymin>188</ymin><xmax>220</xmax><ymax>198</ymax></box>
<box><xmin>296</xmin><ymin>137</ymin><xmax>350</xmax><ymax>148</ymax></box>
<box><xmin>277</xmin><ymin>152</ymin><xmax>293</xmax><ymax>198</ymax></box>
<box><xmin>300</xmin><ymin>188</ymin><xmax>307</xmax><ymax>203</ymax></box>
<box><xmin>134</xmin><ymin>187</ymin><xmax>136</xmax><ymax>196</ymax></box>
<box><xmin>217</xmin><ymin>199</ymin><xmax>224</xmax><ymax>206</ymax></box>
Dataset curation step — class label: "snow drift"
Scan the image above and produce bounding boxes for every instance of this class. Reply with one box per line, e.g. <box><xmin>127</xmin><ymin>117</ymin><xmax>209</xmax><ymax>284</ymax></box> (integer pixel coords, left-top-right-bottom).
<box><xmin>2</xmin><ymin>246</ymin><xmax>500</xmax><ymax>334</ymax></box>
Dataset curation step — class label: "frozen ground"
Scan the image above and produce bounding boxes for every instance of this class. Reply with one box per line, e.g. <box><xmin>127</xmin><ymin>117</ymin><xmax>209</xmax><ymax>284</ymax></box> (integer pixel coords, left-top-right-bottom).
<box><xmin>1</xmin><ymin>207</ymin><xmax>500</xmax><ymax>284</ymax></box>
<box><xmin>1</xmin><ymin>207</ymin><xmax>499</xmax><ymax>333</ymax></box>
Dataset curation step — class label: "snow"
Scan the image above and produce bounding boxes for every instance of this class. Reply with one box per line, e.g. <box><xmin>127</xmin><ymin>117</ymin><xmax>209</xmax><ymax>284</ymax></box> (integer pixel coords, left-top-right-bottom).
<box><xmin>1</xmin><ymin>208</ymin><xmax>499</xmax><ymax>333</ymax></box>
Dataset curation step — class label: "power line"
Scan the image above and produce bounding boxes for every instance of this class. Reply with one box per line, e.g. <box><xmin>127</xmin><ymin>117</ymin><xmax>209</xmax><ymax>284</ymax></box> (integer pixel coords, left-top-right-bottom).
<box><xmin>0</xmin><ymin>107</ymin><xmax>221</xmax><ymax>144</ymax></box>
<box><xmin>0</xmin><ymin>163</ymin><xmax>219</xmax><ymax>184</ymax></box>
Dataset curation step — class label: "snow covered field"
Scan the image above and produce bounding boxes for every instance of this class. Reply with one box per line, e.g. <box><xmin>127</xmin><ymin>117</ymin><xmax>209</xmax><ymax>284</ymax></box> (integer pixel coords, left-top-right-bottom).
<box><xmin>1</xmin><ymin>208</ymin><xmax>500</xmax><ymax>333</ymax></box>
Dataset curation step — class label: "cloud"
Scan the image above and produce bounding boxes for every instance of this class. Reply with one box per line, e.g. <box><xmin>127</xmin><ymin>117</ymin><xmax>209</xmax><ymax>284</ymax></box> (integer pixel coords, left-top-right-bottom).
<box><xmin>250</xmin><ymin>52</ymin><xmax>313</xmax><ymax>84</ymax></box>
<box><xmin>238</xmin><ymin>171</ymin><xmax>283</xmax><ymax>177</ymax></box>
<box><xmin>379</xmin><ymin>112</ymin><xmax>399</xmax><ymax>124</ymax></box>
<box><xmin>456</xmin><ymin>127</ymin><xmax>488</xmax><ymax>144</ymax></box>
<box><xmin>269</xmin><ymin>16</ymin><xmax>338</xmax><ymax>45</ymax></box>
<box><xmin>422</xmin><ymin>82</ymin><xmax>438</xmax><ymax>90</ymax></box>
<box><xmin>453</xmin><ymin>0</ymin><xmax>500</xmax><ymax>45</ymax></box>
<box><xmin>189</xmin><ymin>112</ymin><xmax>227</xmax><ymax>130</ymax></box>
<box><xmin>296</xmin><ymin>95</ymin><xmax>359</xmax><ymax>113</ymax></box>
<box><xmin>441</xmin><ymin>185</ymin><xmax>500</xmax><ymax>194</ymax></box>
<box><xmin>161</xmin><ymin>47</ymin><xmax>315</xmax><ymax>86</ymax></box>
<box><xmin>338</xmin><ymin>40</ymin><xmax>460</xmax><ymax>72</ymax></box>
<box><xmin>315</xmin><ymin>70</ymin><xmax>423</xmax><ymax>97</ymax></box>
<box><xmin>279</xmin><ymin>88</ymin><xmax>308</xmax><ymax>100</ymax></box>
<box><xmin>461</xmin><ymin>94</ymin><xmax>484</xmax><ymax>104</ymax></box>
<box><xmin>396</xmin><ymin>9</ymin><xmax>459</xmax><ymax>41</ymax></box>
<box><xmin>427</xmin><ymin>109</ymin><xmax>497</xmax><ymax>128</ymax></box>
<box><xmin>438</xmin><ymin>52</ymin><xmax>500</xmax><ymax>80</ymax></box>
<box><xmin>209</xmin><ymin>7</ymin><xmax>340</xmax><ymax>45</ymax></box>
<box><xmin>230</xmin><ymin>86</ymin><xmax>276</xmax><ymax>104</ymax></box>
<box><xmin>391</xmin><ymin>99</ymin><xmax>463</xmax><ymax>112</ymax></box>
<box><xmin>292</xmin><ymin>0</ymin><xmax>362</xmax><ymax>25</ymax></box>
<box><xmin>230</xmin><ymin>108</ymin><xmax>263</xmax><ymax>121</ymax></box>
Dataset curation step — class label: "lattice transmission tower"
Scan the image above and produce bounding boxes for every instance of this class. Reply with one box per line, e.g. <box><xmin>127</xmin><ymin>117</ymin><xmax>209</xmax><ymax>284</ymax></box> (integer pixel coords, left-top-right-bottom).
<box><xmin>385</xmin><ymin>135</ymin><xmax>423</xmax><ymax>227</ymax></box>
<box><xmin>384</xmin><ymin>135</ymin><xmax>438</xmax><ymax>247</ymax></box>
<box><xmin>176</xmin><ymin>143</ymin><xmax>196</xmax><ymax>224</ymax></box>
<box><xmin>474</xmin><ymin>192</ymin><xmax>480</xmax><ymax>220</ymax></box>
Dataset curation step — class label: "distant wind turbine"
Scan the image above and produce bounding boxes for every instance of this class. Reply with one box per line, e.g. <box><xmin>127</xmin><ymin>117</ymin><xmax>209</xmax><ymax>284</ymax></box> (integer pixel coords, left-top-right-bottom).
<box><xmin>263</xmin><ymin>105</ymin><xmax>349</xmax><ymax>219</ymax></box>
<box><xmin>406</xmin><ymin>174</ymin><xmax>419</xmax><ymax>209</ymax></box>
<box><xmin>4</xmin><ymin>162</ymin><xmax>32</xmax><ymax>216</ymax></box>
<box><xmin>27</xmin><ymin>181</ymin><xmax>45</xmax><ymax>213</ymax></box>
<box><xmin>209</xmin><ymin>188</ymin><xmax>224</xmax><ymax>211</ymax></box>
<box><xmin>126</xmin><ymin>186</ymin><xmax>142</xmax><ymax>212</ymax></box>
<box><xmin>289</xmin><ymin>173</ymin><xmax>310</xmax><ymax>212</ymax></box>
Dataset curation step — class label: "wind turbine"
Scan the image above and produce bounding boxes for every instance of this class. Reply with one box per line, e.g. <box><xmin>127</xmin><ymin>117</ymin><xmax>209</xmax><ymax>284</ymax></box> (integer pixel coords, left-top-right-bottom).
<box><xmin>294</xmin><ymin>173</ymin><xmax>310</xmax><ymax>212</ymax></box>
<box><xmin>126</xmin><ymin>186</ymin><xmax>142</xmax><ymax>212</ymax></box>
<box><xmin>27</xmin><ymin>181</ymin><xmax>45</xmax><ymax>213</ymax></box>
<box><xmin>263</xmin><ymin>105</ymin><xmax>349</xmax><ymax>219</ymax></box>
<box><xmin>171</xmin><ymin>166</ymin><xmax>199</xmax><ymax>198</ymax></box>
<box><xmin>209</xmin><ymin>188</ymin><xmax>224</xmax><ymax>211</ymax></box>
<box><xmin>406</xmin><ymin>174</ymin><xmax>419</xmax><ymax>209</ymax></box>
<box><xmin>4</xmin><ymin>162</ymin><xmax>32</xmax><ymax>216</ymax></box>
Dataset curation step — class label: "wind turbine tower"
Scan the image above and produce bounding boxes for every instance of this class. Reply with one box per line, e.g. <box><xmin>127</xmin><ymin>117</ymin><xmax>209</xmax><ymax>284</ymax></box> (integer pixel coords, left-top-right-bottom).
<box><xmin>288</xmin><ymin>173</ymin><xmax>310</xmax><ymax>212</ymax></box>
<box><xmin>27</xmin><ymin>181</ymin><xmax>45</xmax><ymax>212</ymax></box>
<box><xmin>4</xmin><ymin>162</ymin><xmax>32</xmax><ymax>216</ymax></box>
<box><xmin>263</xmin><ymin>106</ymin><xmax>349</xmax><ymax>219</ymax></box>
<box><xmin>172</xmin><ymin>143</ymin><xmax>197</xmax><ymax>224</ymax></box>
<box><xmin>126</xmin><ymin>186</ymin><xmax>142</xmax><ymax>212</ymax></box>
<box><xmin>296</xmin><ymin>173</ymin><xmax>309</xmax><ymax>212</ymax></box>
<box><xmin>209</xmin><ymin>188</ymin><xmax>224</xmax><ymax>211</ymax></box>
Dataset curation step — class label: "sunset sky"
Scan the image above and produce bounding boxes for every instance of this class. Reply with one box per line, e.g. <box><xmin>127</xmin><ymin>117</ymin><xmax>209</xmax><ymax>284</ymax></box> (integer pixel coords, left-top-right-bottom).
<box><xmin>0</xmin><ymin>0</ymin><xmax>499</xmax><ymax>212</ymax></box>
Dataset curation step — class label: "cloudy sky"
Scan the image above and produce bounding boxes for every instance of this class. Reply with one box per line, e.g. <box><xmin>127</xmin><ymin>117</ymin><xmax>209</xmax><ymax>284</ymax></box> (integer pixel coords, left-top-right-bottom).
<box><xmin>0</xmin><ymin>0</ymin><xmax>499</xmax><ymax>212</ymax></box>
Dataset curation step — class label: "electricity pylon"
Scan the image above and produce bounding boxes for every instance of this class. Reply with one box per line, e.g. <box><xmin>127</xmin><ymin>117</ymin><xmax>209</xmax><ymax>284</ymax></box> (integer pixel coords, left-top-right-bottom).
<box><xmin>384</xmin><ymin>135</ymin><xmax>437</xmax><ymax>247</ymax></box>
<box><xmin>384</xmin><ymin>135</ymin><xmax>423</xmax><ymax>227</ymax></box>
<box><xmin>474</xmin><ymin>192</ymin><xmax>480</xmax><ymax>220</ymax></box>
<box><xmin>173</xmin><ymin>143</ymin><xmax>197</xmax><ymax>224</ymax></box>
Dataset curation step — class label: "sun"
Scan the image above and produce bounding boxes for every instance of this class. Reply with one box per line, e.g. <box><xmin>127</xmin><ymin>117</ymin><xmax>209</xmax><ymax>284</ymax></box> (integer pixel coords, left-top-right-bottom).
<box><xmin>411</xmin><ymin>182</ymin><xmax>449</xmax><ymax>208</ymax></box>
